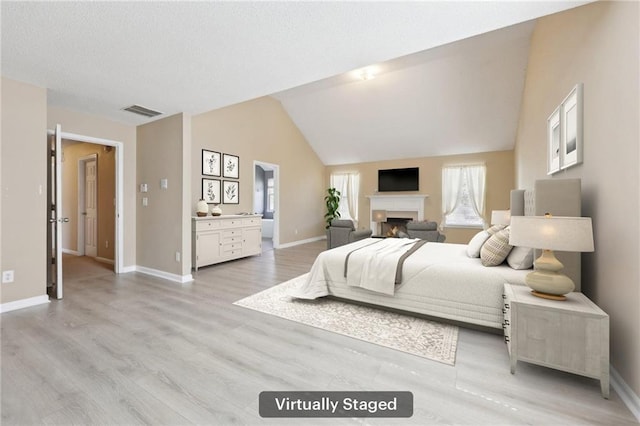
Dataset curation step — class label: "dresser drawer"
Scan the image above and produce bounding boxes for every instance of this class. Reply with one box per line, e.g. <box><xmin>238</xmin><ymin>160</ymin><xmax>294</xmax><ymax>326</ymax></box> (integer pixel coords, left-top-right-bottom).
<box><xmin>242</xmin><ymin>217</ymin><xmax>261</xmax><ymax>226</ymax></box>
<box><xmin>222</xmin><ymin>242</ymin><xmax>242</xmax><ymax>252</ymax></box>
<box><xmin>220</xmin><ymin>219</ymin><xmax>243</xmax><ymax>228</ymax></box>
<box><xmin>195</xmin><ymin>220</ymin><xmax>220</xmax><ymax>231</ymax></box>
<box><xmin>221</xmin><ymin>229</ymin><xmax>242</xmax><ymax>239</ymax></box>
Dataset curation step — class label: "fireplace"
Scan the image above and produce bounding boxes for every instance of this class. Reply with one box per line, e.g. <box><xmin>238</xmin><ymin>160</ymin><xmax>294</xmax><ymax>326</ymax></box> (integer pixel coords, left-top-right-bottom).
<box><xmin>367</xmin><ymin>194</ymin><xmax>429</xmax><ymax>233</ymax></box>
<box><xmin>382</xmin><ymin>217</ymin><xmax>412</xmax><ymax>236</ymax></box>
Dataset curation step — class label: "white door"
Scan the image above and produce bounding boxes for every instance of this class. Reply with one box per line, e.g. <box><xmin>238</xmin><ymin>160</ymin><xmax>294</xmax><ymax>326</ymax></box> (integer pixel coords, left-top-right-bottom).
<box><xmin>47</xmin><ymin>124</ymin><xmax>66</xmax><ymax>299</ymax></box>
<box><xmin>84</xmin><ymin>159</ymin><xmax>98</xmax><ymax>257</ymax></box>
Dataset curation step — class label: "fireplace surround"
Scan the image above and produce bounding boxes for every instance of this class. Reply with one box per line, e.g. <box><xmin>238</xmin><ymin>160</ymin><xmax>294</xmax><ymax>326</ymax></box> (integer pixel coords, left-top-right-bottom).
<box><xmin>367</xmin><ymin>194</ymin><xmax>429</xmax><ymax>233</ymax></box>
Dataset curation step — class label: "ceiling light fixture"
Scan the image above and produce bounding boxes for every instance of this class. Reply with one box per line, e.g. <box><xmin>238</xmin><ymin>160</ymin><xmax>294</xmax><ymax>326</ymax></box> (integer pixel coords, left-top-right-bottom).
<box><xmin>360</xmin><ymin>68</ymin><xmax>376</xmax><ymax>81</ymax></box>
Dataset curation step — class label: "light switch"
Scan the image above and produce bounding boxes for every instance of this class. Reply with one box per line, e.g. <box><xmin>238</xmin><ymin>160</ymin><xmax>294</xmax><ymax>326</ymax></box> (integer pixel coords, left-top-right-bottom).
<box><xmin>140</xmin><ymin>183</ymin><xmax>148</xmax><ymax>193</ymax></box>
<box><xmin>160</xmin><ymin>179</ymin><xmax>168</xmax><ymax>189</ymax></box>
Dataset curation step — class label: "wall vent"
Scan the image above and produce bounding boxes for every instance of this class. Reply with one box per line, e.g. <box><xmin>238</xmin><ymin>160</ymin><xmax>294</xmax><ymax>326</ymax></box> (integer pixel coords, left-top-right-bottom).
<box><xmin>122</xmin><ymin>104</ymin><xmax>163</xmax><ymax>118</ymax></box>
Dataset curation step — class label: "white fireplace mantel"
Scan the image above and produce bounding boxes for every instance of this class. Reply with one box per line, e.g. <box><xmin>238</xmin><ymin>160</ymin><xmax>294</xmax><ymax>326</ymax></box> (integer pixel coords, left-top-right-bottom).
<box><xmin>366</xmin><ymin>194</ymin><xmax>429</xmax><ymax>231</ymax></box>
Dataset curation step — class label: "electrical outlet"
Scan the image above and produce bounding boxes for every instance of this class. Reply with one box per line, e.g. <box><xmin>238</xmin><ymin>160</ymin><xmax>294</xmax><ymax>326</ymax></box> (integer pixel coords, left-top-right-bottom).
<box><xmin>142</xmin><ymin>197</ymin><xmax>148</xmax><ymax>207</ymax></box>
<box><xmin>175</xmin><ymin>251</ymin><xmax>181</xmax><ymax>262</ymax></box>
<box><xmin>2</xmin><ymin>270</ymin><xmax>15</xmax><ymax>283</ymax></box>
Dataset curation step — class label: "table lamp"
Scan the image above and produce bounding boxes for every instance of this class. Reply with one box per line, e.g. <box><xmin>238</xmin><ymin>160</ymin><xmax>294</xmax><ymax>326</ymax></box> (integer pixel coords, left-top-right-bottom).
<box><xmin>372</xmin><ymin>210</ymin><xmax>387</xmax><ymax>236</ymax></box>
<box><xmin>509</xmin><ymin>214</ymin><xmax>594</xmax><ymax>300</ymax></box>
<box><xmin>491</xmin><ymin>210</ymin><xmax>511</xmax><ymax>226</ymax></box>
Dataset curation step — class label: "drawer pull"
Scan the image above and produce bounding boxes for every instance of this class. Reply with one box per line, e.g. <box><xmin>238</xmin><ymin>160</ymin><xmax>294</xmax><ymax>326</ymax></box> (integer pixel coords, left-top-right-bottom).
<box><xmin>502</xmin><ymin>294</ymin><xmax>506</xmax><ymax>299</ymax></box>
<box><xmin>504</xmin><ymin>336</ymin><xmax>510</xmax><ymax>343</ymax></box>
<box><xmin>504</xmin><ymin>303</ymin><xmax>510</xmax><ymax>310</ymax></box>
<box><xmin>502</xmin><ymin>308</ymin><xmax>506</xmax><ymax>314</ymax></box>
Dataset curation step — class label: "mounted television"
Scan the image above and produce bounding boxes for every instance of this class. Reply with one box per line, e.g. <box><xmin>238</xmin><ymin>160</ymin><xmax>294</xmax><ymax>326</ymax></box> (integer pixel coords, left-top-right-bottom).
<box><xmin>378</xmin><ymin>167</ymin><xmax>419</xmax><ymax>192</ymax></box>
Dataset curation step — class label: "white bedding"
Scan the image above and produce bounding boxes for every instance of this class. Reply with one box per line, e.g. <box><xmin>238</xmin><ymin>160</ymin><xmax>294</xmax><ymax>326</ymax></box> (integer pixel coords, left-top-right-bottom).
<box><xmin>291</xmin><ymin>238</ymin><xmax>529</xmax><ymax>329</ymax></box>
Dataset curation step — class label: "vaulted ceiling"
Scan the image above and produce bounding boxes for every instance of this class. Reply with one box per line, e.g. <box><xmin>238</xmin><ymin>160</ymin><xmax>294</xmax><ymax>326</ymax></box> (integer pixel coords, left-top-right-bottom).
<box><xmin>1</xmin><ymin>1</ymin><xmax>591</xmax><ymax>165</ymax></box>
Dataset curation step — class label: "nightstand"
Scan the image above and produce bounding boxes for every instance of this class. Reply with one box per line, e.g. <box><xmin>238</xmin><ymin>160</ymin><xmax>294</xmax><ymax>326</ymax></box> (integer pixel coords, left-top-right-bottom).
<box><xmin>502</xmin><ymin>283</ymin><xmax>610</xmax><ymax>398</ymax></box>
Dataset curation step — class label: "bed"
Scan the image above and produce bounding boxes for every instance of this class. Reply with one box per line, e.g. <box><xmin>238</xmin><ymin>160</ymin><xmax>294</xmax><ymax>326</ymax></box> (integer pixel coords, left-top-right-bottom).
<box><xmin>292</xmin><ymin>179</ymin><xmax>582</xmax><ymax>330</ymax></box>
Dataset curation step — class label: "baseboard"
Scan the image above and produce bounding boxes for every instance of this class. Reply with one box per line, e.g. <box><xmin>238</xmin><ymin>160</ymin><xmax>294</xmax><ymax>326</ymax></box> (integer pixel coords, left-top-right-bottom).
<box><xmin>0</xmin><ymin>295</ymin><xmax>50</xmax><ymax>314</ymax></box>
<box><xmin>62</xmin><ymin>248</ymin><xmax>80</xmax><ymax>256</ymax></box>
<box><xmin>120</xmin><ymin>265</ymin><xmax>136</xmax><ymax>273</ymax></box>
<box><xmin>95</xmin><ymin>256</ymin><xmax>115</xmax><ymax>265</ymax></box>
<box><xmin>611</xmin><ymin>366</ymin><xmax>640</xmax><ymax>422</ymax></box>
<box><xmin>135</xmin><ymin>265</ymin><xmax>194</xmax><ymax>284</ymax></box>
<box><xmin>277</xmin><ymin>235</ymin><xmax>326</xmax><ymax>249</ymax></box>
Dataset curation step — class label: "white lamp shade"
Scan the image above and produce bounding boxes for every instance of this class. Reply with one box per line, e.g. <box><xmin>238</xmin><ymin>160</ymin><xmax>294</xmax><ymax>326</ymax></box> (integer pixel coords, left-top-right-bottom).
<box><xmin>509</xmin><ymin>216</ymin><xmax>594</xmax><ymax>252</ymax></box>
<box><xmin>491</xmin><ymin>210</ymin><xmax>511</xmax><ymax>225</ymax></box>
<box><xmin>372</xmin><ymin>210</ymin><xmax>387</xmax><ymax>222</ymax></box>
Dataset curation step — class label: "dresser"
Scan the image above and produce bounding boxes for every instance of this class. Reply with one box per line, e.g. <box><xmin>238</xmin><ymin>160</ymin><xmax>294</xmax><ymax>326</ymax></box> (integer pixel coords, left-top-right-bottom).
<box><xmin>192</xmin><ymin>215</ymin><xmax>262</xmax><ymax>270</ymax></box>
<box><xmin>502</xmin><ymin>283</ymin><xmax>610</xmax><ymax>398</ymax></box>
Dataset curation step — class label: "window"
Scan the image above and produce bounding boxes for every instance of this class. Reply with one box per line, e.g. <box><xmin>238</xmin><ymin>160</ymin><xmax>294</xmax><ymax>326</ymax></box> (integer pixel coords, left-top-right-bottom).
<box><xmin>266</xmin><ymin>178</ymin><xmax>275</xmax><ymax>212</ymax></box>
<box><xmin>442</xmin><ymin>164</ymin><xmax>486</xmax><ymax>228</ymax></box>
<box><xmin>330</xmin><ymin>172</ymin><xmax>360</xmax><ymax>225</ymax></box>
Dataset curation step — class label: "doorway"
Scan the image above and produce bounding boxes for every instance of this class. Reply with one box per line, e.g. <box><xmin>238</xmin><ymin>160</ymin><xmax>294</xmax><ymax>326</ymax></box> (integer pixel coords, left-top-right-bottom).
<box><xmin>48</xmin><ymin>126</ymin><xmax>124</xmax><ymax>299</ymax></box>
<box><xmin>253</xmin><ymin>161</ymin><xmax>280</xmax><ymax>249</ymax></box>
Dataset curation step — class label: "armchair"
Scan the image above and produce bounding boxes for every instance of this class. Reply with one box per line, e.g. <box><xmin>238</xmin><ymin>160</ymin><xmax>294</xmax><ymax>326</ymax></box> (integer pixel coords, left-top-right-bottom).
<box><xmin>406</xmin><ymin>221</ymin><xmax>446</xmax><ymax>242</ymax></box>
<box><xmin>326</xmin><ymin>219</ymin><xmax>372</xmax><ymax>249</ymax></box>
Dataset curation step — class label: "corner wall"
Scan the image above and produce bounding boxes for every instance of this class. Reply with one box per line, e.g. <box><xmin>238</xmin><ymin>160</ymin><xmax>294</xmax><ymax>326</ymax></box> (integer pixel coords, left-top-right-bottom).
<box><xmin>192</xmin><ymin>97</ymin><xmax>326</xmax><ymax>245</ymax></box>
<box><xmin>514</xmin><ymin>1</ymin><xmax>640</xmax><ymax>399</ymax></box>
<box><xmin>136</xmin><ymin>113</ymin><xmax>191</xmax><ymax>278</ymax></box>
<box><xmin>1</xmin><ymin>78</ymin><xmax>48</xmax><ymax>304</ymax></box>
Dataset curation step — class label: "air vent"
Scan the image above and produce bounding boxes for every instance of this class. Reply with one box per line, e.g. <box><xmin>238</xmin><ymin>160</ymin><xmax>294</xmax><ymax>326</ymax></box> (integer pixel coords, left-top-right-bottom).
<box><xmin>122</xmin><ymin>104</ymin><xmax>163</xmax><ymax>118</ymax></box>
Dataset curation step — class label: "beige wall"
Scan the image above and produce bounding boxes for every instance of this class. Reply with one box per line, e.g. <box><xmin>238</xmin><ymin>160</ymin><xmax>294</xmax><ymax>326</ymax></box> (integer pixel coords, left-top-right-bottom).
<box><xmin>61</xmin><ymin>141</ymin><xmax>116</xmax><ymax>261</ymax></box>
<box><xmin>192</xmin><ymin>97</ymin><xmax>326</xmax><ymax>244</ymax></box>
<box><xmin>1</xmin><ymin>78</ymin><xmax>48</xmax><ymax>304</ymax></box>
<box><xmin>136</xmin><ymin>113</ymin><xmax>191</xmax><ymax>276</ymax></box>
<box><xmin>48</xmin><ymin>106</ymin><xmax>137</xmax><ymax>268</ymax></box>
<box><xmin>327</xmin><ymin>150</ymin><xmax>514</xmax><ymax>244</ymax></box>
<box><xmin>514</xmin><ymin>2</ymin><xmax>639</xmax><ymax>396</ymax></box>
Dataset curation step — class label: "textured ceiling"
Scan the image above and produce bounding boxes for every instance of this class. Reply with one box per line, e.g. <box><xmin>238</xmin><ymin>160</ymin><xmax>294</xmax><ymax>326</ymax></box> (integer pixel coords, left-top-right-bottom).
<box><xmin>2</xmin><ymin>1</ymin><xmax>591</xmax><ymax>163</ymax></box>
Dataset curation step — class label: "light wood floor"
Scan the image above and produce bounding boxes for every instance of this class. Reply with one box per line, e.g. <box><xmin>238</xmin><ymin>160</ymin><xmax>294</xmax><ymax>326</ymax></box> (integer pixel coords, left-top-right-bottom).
<box><xmin>1</xmin><ymin>241</ymin><xmax>636</xmax><ymax>425</ymax></box>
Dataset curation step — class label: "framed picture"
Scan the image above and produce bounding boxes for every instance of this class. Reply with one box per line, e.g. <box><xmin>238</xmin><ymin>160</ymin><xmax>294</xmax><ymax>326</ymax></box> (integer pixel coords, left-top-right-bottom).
<box><xmin>202</xmin><ymin>150</ymin><xmax>221</xmax><ymax>176</ymax></box>
<box><xmin>223</xmin><ymin>180</ymin><xmax>239</xmax><ymax>204</ymax></box>
<box><xmin>222</xmin><ymin>153</ymin><xmax>239</xmax><ymax>179</ymax></box>
<box><xmin>547</xmin><ymin>105</ymin><xmax>562</xmax><ymax>175</ymax></box>
<box><xmin>202</xmin><ymin>178</ymin><xmax>221</xmax><ymax>204</ymax></box>
<box><xmin>560</xmin><ymin>83</ymin><xmax>583</xmax><ymax>170</ymax></box>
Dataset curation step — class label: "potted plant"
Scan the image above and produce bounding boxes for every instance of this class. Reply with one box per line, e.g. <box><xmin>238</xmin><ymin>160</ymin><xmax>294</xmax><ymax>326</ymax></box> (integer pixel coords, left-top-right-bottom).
<box><xmin>324</xmin><ymin>187</ymin><xmax>341</xmax><ymax>229</ymax></box>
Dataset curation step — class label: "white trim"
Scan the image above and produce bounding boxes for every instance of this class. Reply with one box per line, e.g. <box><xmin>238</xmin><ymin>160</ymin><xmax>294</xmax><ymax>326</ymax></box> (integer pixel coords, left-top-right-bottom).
<box><xmin>611</xmin><ymin>366</ymin><xmax>640</xmax><ymax>422</ymax></box>
<box><xmin>76</xmin><ymin>153</ymin><xmax>98</xmax><ymax>257</ymax></box>
<box><xmin>53</xmin><ymin>129</ymin><xmax>124</xmax><ymax>275</ymax></box>
<box><xmin>1</xmin><ymin>295</ymin><xmax>50</xmax><ymax>313</ymax></box>
<box><xmin>278</xmin><ymin>235</ymin><xmax>326</xmax><ymax>249</ymax></box>
<box><xmin>253</xmin><ymin>161</ymin><xmax>280</xmax><ymax>248</ymax></box>
<box><xmin>135</xmin><ymin>266</ymin><xmax>194</xmax><ymax>284</ymax></box>
<box><xmin>62</xmin><ymin>248</ymin><xmax>81</xmax><ymax>256</ymax></box>
<box><xmin>120</xmin><ymin>265</ymin><xmax>136</xmax><ymax>273</ymax></box>
<box><xmin>95</xmin><ymin>257</ymin><xmax>115</xmax><ymax>265</ymax></box>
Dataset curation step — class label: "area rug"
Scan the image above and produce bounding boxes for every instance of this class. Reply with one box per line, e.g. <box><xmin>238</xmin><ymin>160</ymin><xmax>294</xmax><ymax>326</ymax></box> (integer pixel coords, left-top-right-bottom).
<box><xmin>233</xmin><ymin>274</ymin><xmax>458</xmax><ymax>365</ymax></box>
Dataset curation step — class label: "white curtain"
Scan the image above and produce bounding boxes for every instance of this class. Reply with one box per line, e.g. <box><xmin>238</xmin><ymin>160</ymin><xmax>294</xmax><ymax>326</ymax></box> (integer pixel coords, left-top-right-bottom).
<box><xmin>330</xmin><ymin>173</ymin><xmax>359</xmax><ymax>226</ymax></box>
<box><xmin>465</xmin><ymin>165</ymin><xmax>486</xmax><ymax>223</ymax></box>
<box><xmin>441</xmin><ymin>167</ymin><xmax>462</xmax><ymax>227</ymax></box>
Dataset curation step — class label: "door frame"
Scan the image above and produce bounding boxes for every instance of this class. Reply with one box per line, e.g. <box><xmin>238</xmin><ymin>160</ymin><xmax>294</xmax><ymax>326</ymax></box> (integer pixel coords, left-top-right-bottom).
<box><xmin>253</xmin><ymin>160</ymin><xmax>280</xmax><ymax>248</ymax></box>
<box><xmin>77</xmin><ymin>153</ymin><xmax>98</xmax><ymax>257</ymax></box>
<box><xmin>50</xmin><ymin>130</ymin><xmax>124</xmax><ymax>273</ymax></box>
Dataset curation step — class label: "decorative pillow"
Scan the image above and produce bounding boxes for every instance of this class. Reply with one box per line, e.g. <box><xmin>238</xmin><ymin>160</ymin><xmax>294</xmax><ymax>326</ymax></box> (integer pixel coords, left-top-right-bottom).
<box><xmin>507</xmin><ymin>246</ymin><xmax>534</xmax><ymax>270</ymax></box>
<box><xmin>466</xmin><ymin>230</ymin><xmax>491</xmax><ymax>258</ymax></box>
<box><xmin>396</xmin><ymin>230</ymin><xmax>410</xmax><ymax>238</ymax></box>
<box><xmin>481</xmin><ymin>227</ymin><xmax>513</xmax><ymax>266</ymax></box>
<box><xmin>486</xmin><ymin>224</ymin><xmax>507</xmax><ymax>236</ymax></box>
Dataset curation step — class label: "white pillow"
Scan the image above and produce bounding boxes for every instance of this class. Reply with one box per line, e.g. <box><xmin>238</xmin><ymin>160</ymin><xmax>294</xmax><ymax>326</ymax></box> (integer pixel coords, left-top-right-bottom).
<box><xmin>507</xmin><ymin>246</ymin><xmax>534</xmax><ymax>270</ymax></box>
<box><xmin>466</xmin><ymin>230</ymin><xmax>491</xmax><ymax>258</ymax></box>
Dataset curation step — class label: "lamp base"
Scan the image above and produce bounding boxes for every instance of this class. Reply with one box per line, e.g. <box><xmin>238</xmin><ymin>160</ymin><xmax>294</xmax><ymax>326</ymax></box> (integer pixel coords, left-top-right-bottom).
<box><xmin>530</xmin><ymin>290</ymin><xmax>567</xmax><ymax>301</ymax></box>
<box><xmin>525</xmin><ymin>250</ymin><xmax>575</xmax><ymax>302</ymax></box>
